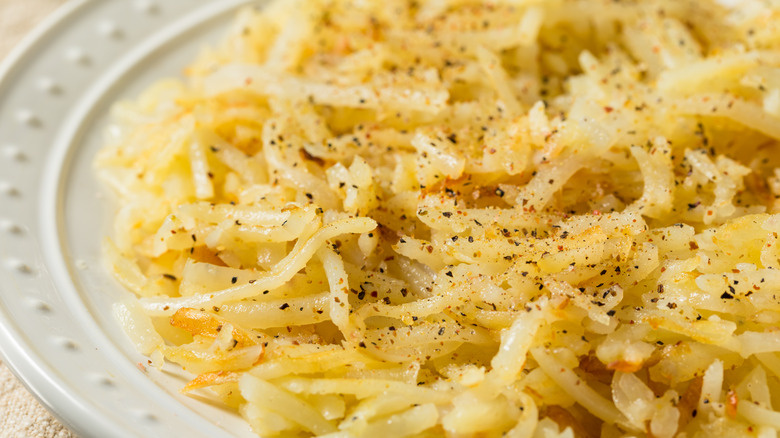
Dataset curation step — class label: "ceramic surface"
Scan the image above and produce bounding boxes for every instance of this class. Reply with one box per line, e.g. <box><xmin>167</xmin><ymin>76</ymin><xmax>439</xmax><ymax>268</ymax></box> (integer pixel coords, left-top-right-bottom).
<box><xmin>0</xmin><ymin>1</ymin><xmax>259</xmax><ymax>436</ymax></box>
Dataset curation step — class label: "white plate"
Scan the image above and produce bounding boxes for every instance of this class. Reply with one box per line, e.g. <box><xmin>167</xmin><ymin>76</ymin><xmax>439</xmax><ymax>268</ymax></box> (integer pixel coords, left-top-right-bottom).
<box><xmin>0</xmin><ymin>1</ymin><xmax>262</xmax><ymax>437</ymax></box>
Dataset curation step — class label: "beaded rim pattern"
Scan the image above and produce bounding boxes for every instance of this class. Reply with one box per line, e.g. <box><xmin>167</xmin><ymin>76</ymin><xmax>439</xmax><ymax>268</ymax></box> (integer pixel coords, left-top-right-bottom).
<box><xmin>0</xmin><ymin>1</ymin><xmax>258</xmax><ymax>437</ymax></box>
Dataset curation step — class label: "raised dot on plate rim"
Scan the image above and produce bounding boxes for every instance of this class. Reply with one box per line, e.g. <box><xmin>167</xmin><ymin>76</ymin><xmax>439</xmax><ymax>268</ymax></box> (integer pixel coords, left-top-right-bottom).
<box><xmin>56</xmin><ymin>337</ymin><xmax>79</xmax><ymax>351</ymax></box>
<box><xmin>97</xmin><ymin>21</ymin><xmax>122</xmax><ymax>39</ymax></box>
<box><xmin>2</xmin><ymin>145</ymin><xmax>25</xmax><ymax>161</ymax></box>
<box><xmin>37</xmin><ymin>77</ymin><xmax>61</xmax><ymax>95</ymax></box>
<box><xmin>94</xmin><ymin>375</ymin><xmax>115</xmax><ymax>387</ymax></box>
<box><xmin>0</xmin><ymin>182</ymin><xmax>19</xmax><ymax>196</ymax></box>
<box><xmin>65</xmin><ymin>47</ymin><xmax>90</xmax><ymax>65</ymax></box>
<box><xmin>134</xmin><ymin>0</ymin><xmax>158</xmax><ymax>14</ymax></box>
<box><xmin>134</xmin><ymin>411</ymin><xmax>158</xmax><ymax>423</ymax></box>
<box><xmin>26</xmin><ymin>298</ymin><xmax>51</xmax><ymax>313</ymax></box>
<box><xmin>15</xmin><ymin>110</ymin><xmax>40</xmax><ymax>127</ymax></box>
<box><xmin>4</xmin><ymin>258</ymin><xmax>31</xmax><ymax>273</ymax></box>
<box><xmin>0</xmin><ymin>219</ymin><xmax>23</xmax><ymax>234</ymax></box>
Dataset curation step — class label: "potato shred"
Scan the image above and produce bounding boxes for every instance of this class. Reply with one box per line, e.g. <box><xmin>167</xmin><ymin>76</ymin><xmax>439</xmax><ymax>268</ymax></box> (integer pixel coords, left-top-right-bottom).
<box><xmin>96</xmin><ymin>0</ymin><xmax>780</xmax><ymax>436</ymax></box>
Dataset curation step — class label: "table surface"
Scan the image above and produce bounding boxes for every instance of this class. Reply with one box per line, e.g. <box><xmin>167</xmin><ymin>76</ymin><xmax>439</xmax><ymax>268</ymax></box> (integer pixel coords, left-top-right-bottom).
<box><xmin>0</xmin><ymin>0</ymin><xmax>75</xmax><ymax>437</ymax></box>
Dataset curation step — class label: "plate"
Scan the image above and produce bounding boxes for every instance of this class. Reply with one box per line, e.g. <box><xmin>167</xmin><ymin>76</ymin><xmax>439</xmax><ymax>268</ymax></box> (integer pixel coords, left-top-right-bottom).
<box><xmin>0</xmin><ymin>1</ymin><xmax>262</xmax><ymax>437</ymax></box>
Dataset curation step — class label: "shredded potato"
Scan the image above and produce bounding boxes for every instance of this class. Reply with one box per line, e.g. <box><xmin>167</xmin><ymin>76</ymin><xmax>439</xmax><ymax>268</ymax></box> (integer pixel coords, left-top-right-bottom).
<box><xmin>96</xmin><ymin>0</ymin><xmax>780</xmax><ymax>436</ymax></box>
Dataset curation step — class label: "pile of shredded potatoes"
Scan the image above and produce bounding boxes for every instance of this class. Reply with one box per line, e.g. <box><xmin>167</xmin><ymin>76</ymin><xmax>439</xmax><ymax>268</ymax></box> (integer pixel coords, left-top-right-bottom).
<box><xmin>96</xmin><ymin>0</ymin><xmax>780</xmax><ymax>436</ymax></box>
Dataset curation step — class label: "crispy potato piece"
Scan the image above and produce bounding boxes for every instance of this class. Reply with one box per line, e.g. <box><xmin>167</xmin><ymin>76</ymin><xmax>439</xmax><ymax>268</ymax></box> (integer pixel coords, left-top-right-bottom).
<box><xmin>677</xmin><ymin>377</ymin><xmax>702</xmax><ymax>430</ymax></box>
<box><xmin>164</xmin><ymin>341</ymin><xmax>265</xmax><ymax>374</ymax></box>
<box><xmin>170</xmin><ymin>307</ymin><xmax>258</xmax><ymax>347</ymax></box>
<box><xmin>578</xmin><ymin>355</ymin><xmax>613</xmax><ymax>385</ymax></box>
<box><xmin>544</xmin><ymin>405</ymin><xmax>595</xmax><ymax>438</ymax></box>
<box><xmin>182</xmin><ymin>370</ymin><xmax>240</xmax><ymax>393</ymax></box>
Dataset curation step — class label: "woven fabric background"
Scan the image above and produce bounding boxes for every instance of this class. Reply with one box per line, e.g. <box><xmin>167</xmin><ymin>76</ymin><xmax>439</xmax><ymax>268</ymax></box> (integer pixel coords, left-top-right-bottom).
<box><xmin>0</xmin><ymin>0</ymin><xmax>75</xmax><ymax>437</ymax></box>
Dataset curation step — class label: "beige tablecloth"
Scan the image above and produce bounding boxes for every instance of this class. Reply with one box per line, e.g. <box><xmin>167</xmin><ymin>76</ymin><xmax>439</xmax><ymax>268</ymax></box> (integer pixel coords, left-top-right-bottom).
<box><xmin>0</xmin><ymin>1</ymin><xmax>76</xmax><ymax>437</ymax></box>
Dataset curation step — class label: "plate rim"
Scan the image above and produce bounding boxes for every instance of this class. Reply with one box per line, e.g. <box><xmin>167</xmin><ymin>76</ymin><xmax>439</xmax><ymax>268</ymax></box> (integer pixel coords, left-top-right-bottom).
<box><xmin>0</xmin><ymin>3</ymin><xmax>123</xmax><ymax>435</ymax></box>
<box><xmin>0</xmin><ymin>1</ymin><xmax>258</xmax><ymax>437</ymax></box>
